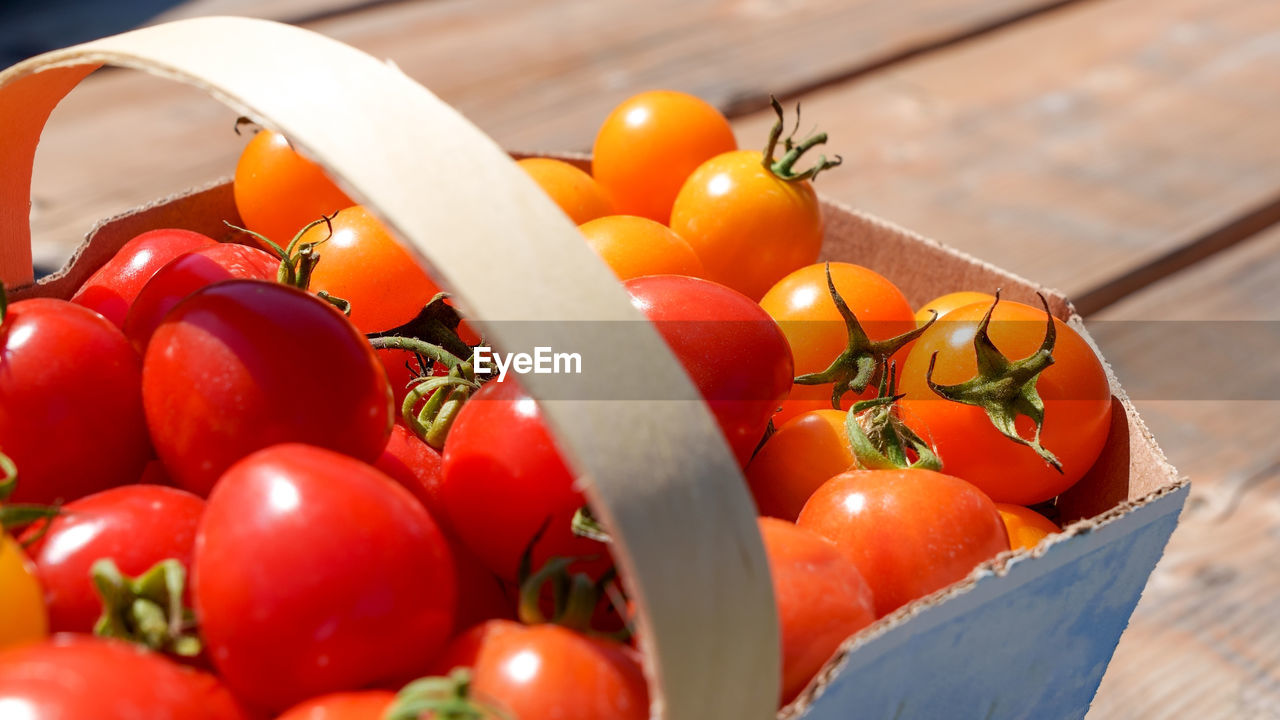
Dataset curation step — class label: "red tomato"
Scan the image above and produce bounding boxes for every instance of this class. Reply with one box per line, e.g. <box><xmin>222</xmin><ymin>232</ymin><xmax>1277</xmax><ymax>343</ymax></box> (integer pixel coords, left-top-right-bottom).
<box><xmin>70</xmin><ymin>229</ymin><xmax>218</xmax><ymax>329</ymax></box>
<box><xmin>997</xmin><ymin>503</ymin><xmax>1061</xmax><ymax>551</ymax></box>
<box><xmin>275</xmin><ymin>691</ymin><xmax>395</xmax><ymax>720</ymax></box>
<box><xmin>0</xmin><ymin>298</ymin><xmax>151</xmax><ymax>504</ymax></box>
<box><xmin>625</xmin><ymin>275</ymin><xmax>793</xmax><ymax>466</ymax></box>
<box><xmin>746</xmin><ymin>409</ymin><xmax>852</xmax><ymax>521</ymax></box>
<box><xmin>0</xmin><ymin>635</ymin><xmax>248</xmax><ymax>720</ymax></box>
<box><xmin>375</xmin><ymin>424</ymin><xmax>446</xmax><ymax>521</ymax></box>
<box><xmin>233</xmin><ymin>129</ymin><xmax>354</xmax><ymax>247</ymax></box>
<box><xmin>759</xmin><ymin>518</ymin><xmax>875</xmax><ymax>705</ymax></box>
<box><xmin>123</xmin><ymin>243</ymin><xmax>279</xmax><ymax>352</ymax></box>
<box><xmin>798</xmin><ymin>469</ymin><xmax>1009</xmax><ymax>617</ymax></box>
<box><xmin>21</xmin><ymin>485</ymin><xmax>204</xmax><ymax>633</ymax></box>
<box><xmin>194</xmin><ymin>444</ymin><xmax>455</xmax><ymax>712</ymax></box>
<box><xmin>899</xmin><ymin>298</ymin><xmax>1112</xmax><ymax>505</ymax></box>
<box><xmin>436</xmin><ymin>620</ymin><xmax>648</xmax><ymax>720</ymax></box>
<box><xmin>142</xmin><ymin>280</ymin><xmax>392</xmax><ymax>496</ymax></box>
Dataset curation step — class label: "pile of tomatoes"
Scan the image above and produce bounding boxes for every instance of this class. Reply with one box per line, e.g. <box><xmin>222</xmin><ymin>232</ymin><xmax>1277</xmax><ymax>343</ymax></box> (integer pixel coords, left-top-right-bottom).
<box><xmin>0</xmin><ymin>89</ymin><xmax>1114</xmax><ymax>719</ymax></box>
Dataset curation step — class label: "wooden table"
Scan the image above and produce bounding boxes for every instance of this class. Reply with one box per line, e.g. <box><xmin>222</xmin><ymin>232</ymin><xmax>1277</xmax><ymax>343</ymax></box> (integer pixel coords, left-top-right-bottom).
<box><xmin>17</xmin><ymin>0</ymin><xmax>1280</xmax><ymax>716</ymax></box>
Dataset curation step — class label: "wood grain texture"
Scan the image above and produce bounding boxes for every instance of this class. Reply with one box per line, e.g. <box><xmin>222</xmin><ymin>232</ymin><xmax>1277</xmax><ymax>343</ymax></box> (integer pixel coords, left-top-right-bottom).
<box><xmin>731</xmin><ymin>0</ymin><xmax>1280</xmax><ymax>306</ymax></box>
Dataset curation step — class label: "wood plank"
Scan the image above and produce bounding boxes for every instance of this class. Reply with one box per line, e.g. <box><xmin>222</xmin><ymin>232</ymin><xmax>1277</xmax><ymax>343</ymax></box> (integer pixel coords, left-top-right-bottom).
<box><xmin>731</xmin><ymin>0</ymin><xmax>1280</xmax><ymax>309</ymax></box>
<box><xmin>25</xmin><ymin>0</ymin><xmax>1075</xmax><ymax>268</ymax></box>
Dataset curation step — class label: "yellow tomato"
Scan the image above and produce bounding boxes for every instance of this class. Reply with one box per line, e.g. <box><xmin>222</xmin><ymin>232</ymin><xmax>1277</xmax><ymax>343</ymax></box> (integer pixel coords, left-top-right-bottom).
<box><xmin>579</xmin><ymin>215</ymin><xmax>704</xmax><ymax>281</ymax></box>
<box><xmin>0</xmin><ymin>534</ymin><xmax>47</xmax><ymax>650</ymax></box>
<box><xmin>996</xmin><ymin>504</ymin><xmax>1061</xmax><ymax>551</ymax></box>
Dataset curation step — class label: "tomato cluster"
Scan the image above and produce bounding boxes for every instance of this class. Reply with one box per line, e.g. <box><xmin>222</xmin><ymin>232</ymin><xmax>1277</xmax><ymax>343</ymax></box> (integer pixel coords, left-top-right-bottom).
<box><xmin>0</xmin><ymin>90</ymin><xmax>1112</xmax><ymax>717</ymax></box>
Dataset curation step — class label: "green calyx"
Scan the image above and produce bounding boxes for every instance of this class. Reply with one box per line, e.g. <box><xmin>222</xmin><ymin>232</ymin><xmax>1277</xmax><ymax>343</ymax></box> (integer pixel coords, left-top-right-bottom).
<box><xmin>383</xmin><ymin>669</ymin><xmax>508</xmax><ymax>720</ymax></box>
<box><xmin>925</xmin><ymin>291</ymin><xmax>1062</xmax><ymax>471</ymax></box>
<box><xmin>0</xmin><ymin>450</ymin><xmax>15</xmax><ymax>502</ymax></box>
<box><xmin>368</xmin><ymin>292</ymin><xmax>474</xmax><ymax>362</ymax></box>
<box><xmin>223</xmin><ymin>214</ymin><xmax>349</xmax><ymax>303</ymax></box>
<box><xmin>517</xmin><ymin>557</ymin><xmax>629</xmax><ymax>642</ymax></box>
<box><xmin>845</xmin><ymin>364</ymin><xmax>940</xmax><ymax>471</ymax></box>
<box><xmin>0</xmin><ymin>283</ymin><xmax>8</xmax><ymax>324</ymax></box>
<box><xmin>571</xmin><ymin>505</ymin><xmax>611</xmax><ymax>544</ymax></box>
<box><xmin>762</xmin><ymin>96</ymin><xmax>842</xmax><ymax>182</ymax></box>
<box><xmin>92</xmin><ymin>558</ymin><xmax>202</xmax><ymax>657</ymax></box>
<box><xmin>0</xmin><ymin>456</ymin><xmax>61</xmax><ymax>546</ymax></box>
<box><xmin>795</xmin><ymin>263</ymin><xmax>935</xmax><ymax>409</ymax></box>
<box><xmin>400</xmin><ymin>364</ymin><xmax>480</xmax><ymax>450</ymax></box>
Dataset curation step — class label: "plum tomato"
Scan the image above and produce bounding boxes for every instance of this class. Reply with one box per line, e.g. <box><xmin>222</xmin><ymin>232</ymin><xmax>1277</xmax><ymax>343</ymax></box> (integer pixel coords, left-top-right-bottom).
<box><xmin>233</xmin><ymin>129</ymin><xmax>354</xmax><ymax>247</ymax></box>
<box><xmin>70</xmin><ymin>228</ymin><xmax>218</xmax><ymax>329</ymax></box>
<box><xmin>914</xmin><ymin>290</ymin><xmax>994</xmax><ymax>328</ymax></box>
<box><xmin>997</xmin><ymin>503</ymin><xmax>1061</xmax><ymax>551</ymax></box>
<box><xmin>746</xmin><ymin>409</ymin><xmax>853</xmax><ymax>521</ymax></box>
<box><xmin>579</xmin><ymin>215</ymin><xmax>705</xmax><ymax>281</ymax></box>
<box><xmin>0</xmin><ymin>535</ymin><xmax>46</xmax><ymax>651</ymax></box>
<box><xmin>518</xmin><ymin>157</ymin><xmax>614</xmax><ymax>225</ymax></box>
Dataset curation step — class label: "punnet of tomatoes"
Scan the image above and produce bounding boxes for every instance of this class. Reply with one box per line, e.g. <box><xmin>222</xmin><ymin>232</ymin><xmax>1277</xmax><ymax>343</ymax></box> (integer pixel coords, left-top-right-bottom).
<box><xmin>0</xmin><ymin>88</ymin><xmax>1119</xmax><ymax>719</ymax></box>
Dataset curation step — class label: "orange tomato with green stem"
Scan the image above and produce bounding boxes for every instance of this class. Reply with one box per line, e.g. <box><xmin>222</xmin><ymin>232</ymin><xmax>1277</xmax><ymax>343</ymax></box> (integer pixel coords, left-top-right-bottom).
<box><xmin>233</xmin><ymin>128</ymin><xmax>354</xmax><ymax>247</ymax></box>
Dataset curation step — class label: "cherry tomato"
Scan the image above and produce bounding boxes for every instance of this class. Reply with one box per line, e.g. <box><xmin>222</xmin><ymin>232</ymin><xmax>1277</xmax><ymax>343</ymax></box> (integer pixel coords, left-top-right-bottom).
<box><xmin>914</xmin><ymin>290</ymin><xmax>994</xmax><ymax>328</ymax></box>
<box><xmin>592</xmin><ymin>90</ymin><xmax>736</xmax><ymax>222</ymax></box>
<box><xmin>142</xmin><ymin>280</ymin><xmax>392</xmax><ymax>496</ymax></box>
<box><xmin>518</xmin><ymin>158</ymin><xmax>614</xmax><ymax>225</ymax></box>
<box><xmin>0</xmin><ymin>635</ymin><xmax>248</xmax><ymax>719</ymax></box>
<box><xmin>376</xmin><ymin>424</ymin><xmax>446</xmax><ymax>522</ymax></box>
<box><xmin>798</xmin><ymin>469</ymin><xmax>1009</xmax><ymax>617</ymax></box>
<box><xmin>746</xmin><ymin>409</ymin><xmax>852</xmax><ymax>521</ymax></box>
<box><xmin>759</xmin><ymin>518</ymin><xmax>875</xmax><ymax>705</ymax></box>
<box><xmin>21</xmin><ymin>485</ymin><xmax>203</xmax><ymax>633</ymax></box>
<box><xmin>233</xmin><ymin>129</ymin><xmax>354</xmax><ymax>247</ymax></box>
<box><xmin>123</xmin><ymin>243</ymin><xmax>279</xmax><ymax>352</ymax></box>
<box><xmin>579</xmin><ymin>215</ymin><xmax>704</xmax><ymax>280</ymax></box>
<box><xmin>194</xmin><ymin>444</ymin><xmax>455</xmax><ymax>712</ymax></box>
<box><xmin>759</xmin><ymin>262</ymin><xmax>916</xmax><ymax>425</ymax></box>
<box><xmin>276</xmin><ymin>691</ymin><xmax>395</xmax><ymax>720</ymax></box>
<box><xmin>70</xmin><ymin>229</ymin><xmax>218</xmax><ymax>329</ymax></box>
<box><xmin>0</xmin><ymin>535</ymin><xmax>46</xmax><ymax>651</ymax></box>
<box><xmin>899</xmin><ymin>299</ymin><xmax>1112</xmax><ymax>505</ymax></box>
<box><xmin>0</xmin><ymin>298</ymin><xmax>151</xmax><ymax>504</ymax></box>
<box><xmin>625</xmin><ymin>275</ymin><xmax>793</xmax><ymax>466</ymax></box>
<box><xmin>997</xmin><ymin>504</ymin><xmax>1061</xmax><ymax>551</ymax></box>
<box><xmin>436</xmin><ymin>620</ymin><xmax>648</xmax><ymax>720</ymax></box>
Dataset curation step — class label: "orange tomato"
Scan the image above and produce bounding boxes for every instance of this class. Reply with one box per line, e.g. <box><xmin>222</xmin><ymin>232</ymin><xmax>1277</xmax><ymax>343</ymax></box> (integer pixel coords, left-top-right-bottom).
<box><xmin>914</xmin><ymin>291</ymin><xmax>995</xmax><ymax>327</ymax></box>
<box><xmin>746</xmin><ymin>409</ymin><xmax>852</xmax><ymax>521</ymax></box>
<box><xmin>592</xmin><ymin>91</ymin><xmax>736</xmax><ymax>222</ymax></box>
<box><xmin>518</xmin><ymin>158</ymin><xmax>614</xmax><ymax>225</ymax></box>
<box><xmin>997</xmin><ymin>504</ymin><xmax>1061</xmax><ymax>551</ymax></box>
<box><xmin>759</xmin><ymin>263</ymin><xmax>916</xmax><ymax>424</ymax></box>
<box><xmin>0</xmin><ymin>534</ymin><xmax>47</xmax><ymax>650</ymax></box>
<box><xmin>579</xmin><ymin>215</ymin><xmax>704</xmax><ymax>280</ymax></box>
<box><xmin>233</xmin><ymin>129</ymin><xmax>354</xmax><ymax>246</ymax></box>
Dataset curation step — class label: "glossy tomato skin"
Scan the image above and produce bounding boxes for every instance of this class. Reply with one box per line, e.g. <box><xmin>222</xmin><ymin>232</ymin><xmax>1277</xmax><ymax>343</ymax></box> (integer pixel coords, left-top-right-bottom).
<box><xmin>275</xmin><ymin>691</ymin><xmax>395</xmax><ymax>720</ymax></box>
<box><xmin>593</xmin><ymin>90</ymin><xmax>736</xmax><ymax>222</ymax></box>
<box><xmin>70</xmin><ymin>228</ymin><xmax>218</xmax><ymax>329</ymax></box>
<box><xmin>760</xmin><ymin>262</ymin><xmax>917</xmax><ymax>425</ymax></box>
<box><xmin>579</xmin><ymin>215</ymin><xmax>705</xmax><ymax>281</ymax></box>
<box><xmin>799</xmin><ymin>469</ymin><xmax>1009</xmax><ymax>617</ymax></box>
<box><xmin>746</xmin><ymin>409</ymin><xmax>853</xmax><ymax>521</ymax></box>
<box><xmin>0</xmin><ymin>535</ymin><xmax>46</xmax><ymax>651</ymax></box>
<box><xmin>436</xmin><ymin>620</ymin><xmax>648</xmax><ymax>720</ymax></box>
<box><xmin>124</xmin><ymin>243</ymin><xmax>279</xmax><ymax>352</ymax></box>
<box><xmin>194</xmin><ymin>444</ymin><xmax>456</xmax><ymax>712</ymax></box>
<box><xmin>518</xmin><ymin>158</ymin><xmax>614</xmax><ymax>225</ymax></box>
<box><xmin>625</xmin><ymin>275</ymin><xmax>793</xmax><ymax>466</ymax></box>
<box><xmin>913</xmin><ymin>290</ymin><xmax>994</xmax><ymax>328</ymax></box>
<box><xmin>0</xmin><ymin>299</ymin><xmax>151</xmax><ymax>504</ymax></box>
<box><xmin>234</xmin><ymin>129</ymin><xmax>354</xmax><ymax>247</ymax></box>
<box><xmin>997</xmin><ymin>503</ymin><xmax>1061</xmax><ymax>551</ymax></box>
<box><xmin>0</xmin><ymin>635</ymin><xmax>248</xmax><ymax>720</ymax></box>
<box><xmin>142</xmin><ymin>280</ymin><xmax>393</xmax><ymax>496</ymax></box>
<box><xmin>21</xmin><ymin>485</ymin><xmax>204</xmax><ymax>633</ymax></box>
<box><xmin>759</xmin><ymin>518</ymin><xmax>875</xmax><ymax>705</ymax></box>
<box><xmin>899</xmin><ymin>300</ymin><xmax>1112</xmax><ymax>505</ymax></box>
<box><xmin>375</xmin><ymin>424</ymin><xmax>446</xmax><ymax>522</ymax></box>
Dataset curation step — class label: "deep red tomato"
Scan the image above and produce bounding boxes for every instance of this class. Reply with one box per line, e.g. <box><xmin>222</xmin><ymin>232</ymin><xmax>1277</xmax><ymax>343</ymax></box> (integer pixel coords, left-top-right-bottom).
<box><xmin>0</xmin><ymin>635</ymin><xmax>247</xmax><ymax>719</ymax></box>
<box><xmin>899</xmin><ymin>298</ymin><xmax>1112</xmax><ymax>505</ymax></box>
<box><xmin>625</xmin><ymin>275</ymin><xmax>793</xmax><ymax>466</ymax></box>
<box><xmin>233</xmin><ymin>129</ymin><xmax>354</xmax><ymax>247</ymax></box>
<box><xmin>759</xmin><ymin>517</ymin><xmax>875</xmax><ymax>705</ymax></box>
<box><xmin>70</xmin><ymin>228</ymin><xmax>218</xmax><ymax>329</ymax></box>
<box><xmin>21</xmin><ymin>485</ymin><xmax>203</xmax><ymax>633</ymax></box>
<box><xmin>798</xmin><ymin>469</ymin><xmax>1010</xmax><ymax>617</ymax></box>
<box><xmin>123</xmin><ymin>243</ymin><xmax>279</xmax><ymax>352</ymax></box>
<box><xmin>436</xmin><ymin>620</ymin><xmax>648</xmax><ymax>720</ymax></box>
<box><xmin>375</xmin><ymin>424</ymin><xmax>446</xmax><ymax>521</ymax></box>
<box><xmin>142</xmin><ymin>280</ymin><xmax>392</xmax><ymax>496</ymax></box>
<box><xmin>275</xmin><ymin>691</ymin><xmax>396</xmax><ymax>720</ymax></box>
<box><xmin>194</xmin><ymin>444</ymin><xmax>455</xmax><ymax>712</ymax></box>
<box><xmin>0</xmin><ymin>297</ymin><xmax>151</xmax><ymax>504</ymax></box>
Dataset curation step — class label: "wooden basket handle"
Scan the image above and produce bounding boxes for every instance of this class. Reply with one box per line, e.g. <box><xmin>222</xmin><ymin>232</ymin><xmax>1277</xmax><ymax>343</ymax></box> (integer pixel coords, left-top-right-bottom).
<box><xmin>0</xmin><ymin>16</ymin><xmax>778</xmax><ymax>719</ymax></box>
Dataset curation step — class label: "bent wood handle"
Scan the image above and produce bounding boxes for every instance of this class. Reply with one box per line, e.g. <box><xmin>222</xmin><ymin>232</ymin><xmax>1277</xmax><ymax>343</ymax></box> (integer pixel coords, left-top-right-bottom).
<box><xmin>0</xmin><ymin>16</ymin><xmax>778</xmax><ymax>719</ymax></box>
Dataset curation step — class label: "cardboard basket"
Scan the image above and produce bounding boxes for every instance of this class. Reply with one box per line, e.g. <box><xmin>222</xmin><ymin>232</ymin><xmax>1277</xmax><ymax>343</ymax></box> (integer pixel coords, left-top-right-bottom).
<box><xmin>1</xmin><ymin>17</ymin><xmax>1187</xmax><ymax>720</ymax></box>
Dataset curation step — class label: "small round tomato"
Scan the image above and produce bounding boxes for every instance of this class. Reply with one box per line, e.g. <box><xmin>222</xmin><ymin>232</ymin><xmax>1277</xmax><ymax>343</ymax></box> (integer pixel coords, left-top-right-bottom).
<box><xmin>899</xmin><ymin>298</ymin><xmax>1112</xmax><ymax>505</ymax></box>
<box><xmin>436</xmin><ymin>620</ymin><xmax>648</xmax><ymax>720</ymax></box>
<box><xmin>233</xmin><ymin>129</ymin><xmax>354</xmax><ymax>247</ymax></box>
<box><xmin>746</xmin><ymin>409</ymin><xmax>852</xmax><ymax>521</ymax></box>
<box><xmin>518</xmin><ymin>157</ymin><xmax>614</xmax><ymax>225</ymax></box>
<box><xmin>760</xmin><ymin>262</ymin><xmax>916</xmax><ymax>425</ymax></box>
<box><xmin>123</xmin><ymin>243</ymin><xmax>279</xmax><ymax>352</ymax></box>
<box><xmin>375</xmin><ymin>424</ymin><xmax>446</xmax><ymax>522</ymax></box>
<box><xmin>579</xmin><ymin>215</ymin><xmax>704</xmax><ymax>280</ymax></box>
<box><xmin>914</xmin><ymin>291</ymin><xmax>994</xmax><ymax>327</ymax></box>
<box><xmin>759</xmin><ymin>518</ymin><xmax>875</xmax><ymax>705</ymax></box>
<box><xmin>70</xmin><ymin>229</ymin><xmax>219</xmax><ymax>329</ymax></box>
<box><xmin>798</xmin><ymin>469</ymin><xmax>1009</xmax><ymax>617</ymax></box>
<box><xmin>1</xmin><ymin>297</ymin><xmax>151</xmax><ymax>504</ymax></box>
<box><xmin>276</xmin><ymin>691</ymin><xmax>396</xmax><ymax>720</ymax></box>
<box><xmin>0</xmin><ymin>535</ymin><xmax>46</xmax><ymax>651</ymax></box>
<box><xmin>997</xmin><ymin>504</ymin><xmax>1061</xmax><ymax>551</ymax></box>
<box><xmin>195</xmin><ymin>444</ymin><xmax>456</xmax><ymax>712</ymax></box>
<box><xmin>22</xmin><ymin>485</ymin><xmax>204</xmax><ymax>633</ymax></box>
<box><xmin>142</xmin><ymin>280</ymin><xmax>393</xmax><ymax>496</ymax></box>
<box><xmin>592</xmin><ymin>90</ymin><xmax>736</xmax><ymax>222</ymax></box>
